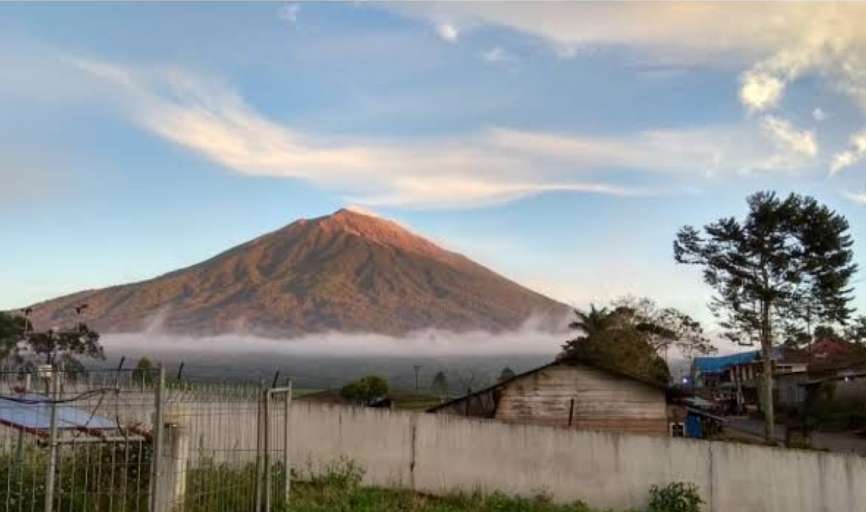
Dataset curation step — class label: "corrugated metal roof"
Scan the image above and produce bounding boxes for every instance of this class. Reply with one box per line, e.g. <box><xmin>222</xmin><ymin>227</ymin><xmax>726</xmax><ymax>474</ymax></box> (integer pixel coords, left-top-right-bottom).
<box><xmin>0</xmin><ymin>393</ymin><xmax>116</xmax><ymax>432</ymax></box>
<box><xmin>692</xmin><ymin>351</ymin><xmax>760</xmax><ymax>374</ymax></box>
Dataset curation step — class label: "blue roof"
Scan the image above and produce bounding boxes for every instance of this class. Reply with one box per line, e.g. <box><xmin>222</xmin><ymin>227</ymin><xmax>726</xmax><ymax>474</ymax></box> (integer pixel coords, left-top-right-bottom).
<box><xmin>0</xmin><ymin>393</ymin><xmax>116</xmax><ymax>432</ymax></box>
<box><xmin>692</xmin><ymin>351</ymin><xmax>760</xmax><ymax>374</ymax></box>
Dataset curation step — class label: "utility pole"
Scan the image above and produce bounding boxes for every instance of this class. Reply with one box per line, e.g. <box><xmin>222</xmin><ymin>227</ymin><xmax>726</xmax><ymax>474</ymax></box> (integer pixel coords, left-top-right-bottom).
<box><xmin>413</xmin><ymin>365</ymin><xmax>423</xmax><ymax>393</ymax></box>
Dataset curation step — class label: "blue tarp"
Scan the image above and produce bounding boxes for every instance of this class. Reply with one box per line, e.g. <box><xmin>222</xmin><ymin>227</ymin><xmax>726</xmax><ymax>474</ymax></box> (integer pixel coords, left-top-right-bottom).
<box><xmin>0</xmin><ymin>393</ymin><xmax>116</xmax><ymax>432</ymax></box>
<box><xmin>692</xmin><ymin>351</ymin><xmax>760</xmax><ymax>374</ymax></box>
<box><xmin>685</xmin><ymin>411</ymin><xmax>704</xmax><ymax>438</ymax></box>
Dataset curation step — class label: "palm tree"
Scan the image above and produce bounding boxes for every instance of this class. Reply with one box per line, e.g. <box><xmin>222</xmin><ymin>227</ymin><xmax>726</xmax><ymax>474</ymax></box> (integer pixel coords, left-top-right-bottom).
<box><xmin>568</xmin><ymin>304</ymin><xmax>615</xmax><ymax>337</ymax></box>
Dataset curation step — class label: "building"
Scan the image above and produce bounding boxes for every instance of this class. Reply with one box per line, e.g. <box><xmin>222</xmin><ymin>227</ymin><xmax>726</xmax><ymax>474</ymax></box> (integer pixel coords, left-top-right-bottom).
<box><xmin>690</xmin><ymin>348</ymin><xmax>810</xmax><ymax>412</ymax></box>
<box><xmin>427</xmin><ymin>359</ymin><xmax>670</xmax><ymax>436</ymax></box>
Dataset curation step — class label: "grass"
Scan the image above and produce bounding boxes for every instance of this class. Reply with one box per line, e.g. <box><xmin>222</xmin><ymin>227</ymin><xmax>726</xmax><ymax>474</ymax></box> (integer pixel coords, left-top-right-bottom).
<box><xmin>278</xmin><ymin>458</ymin><xmax>607</xmax><ymax>512</ymax></box>
<box><xmin>2</xmin><ymin>448</ymin><xmax>697</xmax><ymax>512</ymax></box>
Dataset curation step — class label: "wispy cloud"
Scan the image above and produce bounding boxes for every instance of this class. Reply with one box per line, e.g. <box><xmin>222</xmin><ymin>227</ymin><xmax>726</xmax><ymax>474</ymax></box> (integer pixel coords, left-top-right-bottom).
<box><xmin>481</xmin><ymin>46</ymin><xmax>516</xmax><ymax>65</ymax></box>
<box><xmin>844</xmin><ymin>191</ymin><xmax>866</xmax><ymax>205</ymax></box>
<box><xmin>761</xmin><ymin>116</ymin><xmax>818</xmax><ymax>157</ymax></box>
<box><xmin>278</xmin><ymin>3</ymin><xmax>300</xmax><ymax>25</ymax></box>
<box><xmin>389</xmin><ymin>3</ymin><xmax>866</xmax><ymax>178</ymax></box>
<box><xmin>831</xmin><ymin>130</ymin><xmax>866</xmax><ymax>176</ymax></box>
<box><xmin>435</xmin><ymin>23</ymin><xmax>458</xmax><ymax>43</ymax></box>
<box><xmin>63</xmin><ymin>56</ymin><xmax>820</xmax><ymax>208</ymax></box>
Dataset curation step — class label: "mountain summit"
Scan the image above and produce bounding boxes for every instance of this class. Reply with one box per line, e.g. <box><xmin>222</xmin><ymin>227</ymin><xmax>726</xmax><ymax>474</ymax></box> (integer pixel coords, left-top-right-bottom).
<box><xmin>26</xmin><ymin>209</ymin><xmax>570</xmax><ymax>337</ymax></box>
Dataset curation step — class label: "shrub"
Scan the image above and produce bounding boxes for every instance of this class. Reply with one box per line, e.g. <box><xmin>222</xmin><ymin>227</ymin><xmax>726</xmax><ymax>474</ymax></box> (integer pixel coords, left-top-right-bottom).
<box><xmin>340</xmin><ymin>376</ymin><xmax>389</xmax><ymax>405</ymax></box>
<box><xmin>647</xmin><ymin>482</ymin><xmax>703</xmax><ymax>512</ymax></box>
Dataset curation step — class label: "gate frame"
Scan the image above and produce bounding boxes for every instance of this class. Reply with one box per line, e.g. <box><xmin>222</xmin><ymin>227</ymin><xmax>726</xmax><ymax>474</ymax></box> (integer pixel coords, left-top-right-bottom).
<box><xmin>261</xmin><ymin>382</ymin><xmax>293</xmax><ymax>512</ymax></box>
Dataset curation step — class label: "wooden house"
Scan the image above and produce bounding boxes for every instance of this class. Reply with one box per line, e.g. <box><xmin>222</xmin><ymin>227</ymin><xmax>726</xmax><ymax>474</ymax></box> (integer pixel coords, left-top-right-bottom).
<box><xmin>427</xmin><ymin>360</ymin><xmax>669</xmax><ymax>436</ymax></box>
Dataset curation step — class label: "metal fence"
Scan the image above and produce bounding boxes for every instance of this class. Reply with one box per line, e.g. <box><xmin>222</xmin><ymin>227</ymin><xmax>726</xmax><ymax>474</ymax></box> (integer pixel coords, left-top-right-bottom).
<box><xmin>0</xmin><ymin>368</ymin><xmax>292</xmax><ymax>512</ymax></box>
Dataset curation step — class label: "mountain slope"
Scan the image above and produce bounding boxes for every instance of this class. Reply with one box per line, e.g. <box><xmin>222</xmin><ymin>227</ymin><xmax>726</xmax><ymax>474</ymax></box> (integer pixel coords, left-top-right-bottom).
<box><xmin>25</xmin><ymin>209</ymin><xmax>570</xmax><ymax>337</ymax></box>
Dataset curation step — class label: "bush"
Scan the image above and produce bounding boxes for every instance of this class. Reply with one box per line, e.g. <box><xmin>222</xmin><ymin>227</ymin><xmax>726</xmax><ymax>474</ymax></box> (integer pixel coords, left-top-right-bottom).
<box><xmin>340</xmin><ymin>376</ymin><xmax>389</xmax><ymax>405</ymax></box>
<box><xmin>647</xmin><ymin>482</ymin><xmax>703</xmax><ymax>512</ymax></box>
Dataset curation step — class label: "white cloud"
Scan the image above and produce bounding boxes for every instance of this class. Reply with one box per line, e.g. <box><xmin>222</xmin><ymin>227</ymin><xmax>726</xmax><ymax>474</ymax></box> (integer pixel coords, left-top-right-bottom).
<box><xmin>760</xmin><ymin>115</ymin><xmax>817</xmax><ymax>157</ymax></box>
<box><xmin>844</xmin><ymin>191</ymin><xmax>866</xmax><ymax>205</ymax></box>
<box><xmin>278</xmin><ymin>3</ymin><xmax>300</xmax><ymax>24</ymax></box>
<box><xmin>813</xmin><ymin>108</ymin><xmax>828</xmax><ymax>122</ymax></box>
<box><xmin>481</xmin><ymin>46</ymin><xmax>516</xmax><ymax>64</ymax></box>
<box><xmin>65</xmin><ymin>57</ymin><xmax>819</xmax><ymax>208</ymax></box>
<box><xmin>436</xmin><ymin>23</ymin><xmax>458</xmax><ymax>43</ymax></box>
<box><xmin>387</xmin><ymin>3</ymin><xmax>866</xmax><ymax>181</ymax></box>
<box><xmin>740</xmin><ymin>71</ymin><xmax>785</xmax><ymax>112</ymax></box>
<box><xmin>830</xmin><ymin>130</ymin><xmax>866</xmax><ymax>175</ymax></box>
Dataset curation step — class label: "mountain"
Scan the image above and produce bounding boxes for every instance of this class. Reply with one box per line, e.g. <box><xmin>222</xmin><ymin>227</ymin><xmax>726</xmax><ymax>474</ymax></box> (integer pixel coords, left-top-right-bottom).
<box><xmin>24</xmin><ymin>209</ymin><xmax>570</xmax><ymax>337</ymax></box>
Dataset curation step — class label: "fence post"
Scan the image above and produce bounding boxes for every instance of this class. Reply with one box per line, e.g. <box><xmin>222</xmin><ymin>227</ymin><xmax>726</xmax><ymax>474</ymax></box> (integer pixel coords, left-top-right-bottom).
<box><xmin>150</xmin><ymin>367</ymin><xmax>166</xmax><ymax>512</ymax></box>
<box><xmin>157</xmin><ymin>420</ymin><xmax>189</xmax><ymax>510</ymax></box>
<box><xmin>254</xmin><ymin>384</ymin><xmax>264</xmax><ymax>512</ymax></box>
<box><xmin>283</xmin><ymin>380</ymin><xmax>292</xmax><ymax>505</ymax></box>
<box><xmin>43</xmin><ymin>370</ymin><xmax>60</xmax><ymax>512</ymax></box>
<box><xmin>264</xmin><ymin>390</ymin><xmax>272</xmax><ymax>512</ymax></box>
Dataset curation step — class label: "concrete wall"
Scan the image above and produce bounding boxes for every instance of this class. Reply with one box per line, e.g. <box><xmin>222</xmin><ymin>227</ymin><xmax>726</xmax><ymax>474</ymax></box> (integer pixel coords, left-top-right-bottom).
<box><xmin>90</xmin><ymin>389</ymin><xmax>866</xmax><ymax>511</ymax></box>
<box><xmin>282</xmin><ymin>403</ymin><xmax>866</xmax><ymax>512</ymax></box>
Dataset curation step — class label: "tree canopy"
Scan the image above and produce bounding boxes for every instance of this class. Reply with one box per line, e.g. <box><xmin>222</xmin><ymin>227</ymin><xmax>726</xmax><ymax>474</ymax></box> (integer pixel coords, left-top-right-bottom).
<box><xmin>498</xmin><ymin>367</ymin><xmax>516</xmax><ymax>382</ymax></box>
<box><xmin>674</xmin><ymin>191</ymin><xmax>857</xmax><ymax>440</ymax></box>
<box><xmin>0</xmin><ymin>309</ymin><xmax>104</xmax><ymax>373</ymax></box>
<box><xmin>560</xmin><ymin>302</ymin><xmax>679</xmax><ymax>386</ymax></box>
<box><xmin>431</xmin><ymin>371</ymin><xmax>449</xmax><ymax>397</ymax></box>
<box><xmin>340</xmin><ymin>375</ymin><xmax>390</xmax><ymax>405</ymax></box>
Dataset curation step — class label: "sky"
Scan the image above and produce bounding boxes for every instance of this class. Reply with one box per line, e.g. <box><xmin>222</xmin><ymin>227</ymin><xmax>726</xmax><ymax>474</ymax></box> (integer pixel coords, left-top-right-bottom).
<box><xmin>3</xmin><ymin>2</ymin><xmax>866</xmax><ymax>330</ymax></box>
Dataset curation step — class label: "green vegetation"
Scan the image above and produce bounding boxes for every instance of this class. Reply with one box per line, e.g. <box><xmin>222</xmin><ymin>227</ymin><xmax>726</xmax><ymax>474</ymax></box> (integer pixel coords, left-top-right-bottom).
<box><xmin>340</xmin><ymin>375</ymin><xmax>390</xmax><ymax>405</ymax></box>
<box><xmin>647</xmin><ymin>483</ymin><xmax>703</xmax><ymax>512</ymax></box>
<box><xmin>559</xmin><ymin>297</ymin><xmax>714</xmax><ymax>386</ymax></box>
<box><xmin>675</xmin><ymin>191</ymin><xmax>858</xmax><ymax>442</ymax></box>
<box><xmin>2</xmin><ymin>451</ymin><xmax>702</xmax><ymax>512</ymax></box>
<box><xmin>389</xmin><ymin>391</ymin><xmax>442</xmax><ymax>411</ymax></box>
<box><xmin>498</xmin><ymin>367</ymin><xmax>517</xmax><ymax>382</ymax></box>
<box><xmin>1</xmin><ymin>443</ymin><xmax>152</xmax><ymax>512</ymax></box>
<box><xmin>275</xmin><ymin>459</ymin><xmax>702</xmax><ymax>512</ymax></box>
<box><xmin>0</xmin><ymin>307</ymin><xmax>103</xmax><ymax>373</ymax></box>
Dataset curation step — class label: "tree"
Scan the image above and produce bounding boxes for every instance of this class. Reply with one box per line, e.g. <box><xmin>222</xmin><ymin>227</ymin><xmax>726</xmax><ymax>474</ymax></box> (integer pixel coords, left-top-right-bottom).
<box><xmin>813</xmin><ymin>325</ymin><xmax>843</xmax><ymax>342</ymax></box>
<box><xmin>0</xmin><ymin>312</ymin><xmax>31</xmax><ymax>365</ymax></box>
<box><xmin>611</xmin><ymin>296</ymin><xmax>717</xmax><ymax>361</ymax></box>
<box><xmin>132</xmin><ymin>357</ymin><xmax>155</xmax><ymax>385</ymax></box>
<box><xmin>431</xmin><ymin>371</ymin><xmax>449</xmax><ymax>397</ymax></box>
<box><xmin>845</xmin><ymin>315</ymin><xmax>866</xmax><ymax>345</ymax></box>
<box><xmin>340</xmin><ymin>375</ymin><xmax>389</xmax><ymax>405</ymax></box>
<box><xmin>568</xmin><ymin>304</ymin><xmax>617</xmax><ymax>337</ymax></box>
<box><xmin>498</xmin><ymin>367</ymin><xmax>516</xmax><ymax>382</ymax></box>
<box><xmin>674</xmin><ymin>191</ymin><xmax>857</xmax><ymax>442</ymax></box>
<box><xmin>560</xmin><ymin>305</ymin><xmax>671</xmax><ymax>385</ymax></box>
<box><xmin>0</xmin><ymin>308</ymin><xmax>103</xmax><ymax>373</ymax></box>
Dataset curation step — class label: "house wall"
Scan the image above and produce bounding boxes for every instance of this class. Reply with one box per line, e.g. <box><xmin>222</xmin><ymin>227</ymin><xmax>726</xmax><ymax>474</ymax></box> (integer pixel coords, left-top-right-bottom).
<box><xmin>831</xmin><ymin>377</ymin><xmax>866</xmax><ymax>403</ymax></box>
<box><xmin>777</xmin><ymin>373</ymin><xmax>809</xmax><ymax>408</ymax></box>
<box><xmin>492</xmin><ymin>363</ymin><xmax>668</xmax><ymax>435</ymax></box>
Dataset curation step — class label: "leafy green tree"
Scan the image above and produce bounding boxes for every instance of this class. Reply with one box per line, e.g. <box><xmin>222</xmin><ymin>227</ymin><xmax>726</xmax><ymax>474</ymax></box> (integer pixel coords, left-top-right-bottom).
<box><xmin>813</xmin><ymin>325</ymin><xmax>842</xmax><ymax>342</ymax></box>
<box><xmin>560</xmin><ymin>305</ymin><xmax>671</xmax><ymax>385</ymax></box>
<box><xmin>674</xmin><ymin>191</ymin><xmax>857</xmax><ymax>441</ymax></box>
<box><xmin>498</xmin><ymin>367</ymin><xmax>516</xmax><ymax>382</ymax></box>
<box><xmin>132</xmin><ymin>357</ymin><xmax>155</xmax><ymax>385</ymax></box>
<box><xmin>431</xmin><ymin>371</ymin><xmax>449</xmax><ymax>397</ymax></box>
<box><xmin>568</xmin><ymin>304</ymin><xmax>616</xmax><ymax>337</ymax></box>
<box><xmin>340</xmin><ymin>375</ymin><xmax>390</xmax><ymax>405</ymax></box>
<box><xmin>611</xmin><ymin>296</ymin><xmax>716</xmax><ymax>360</ymax></box>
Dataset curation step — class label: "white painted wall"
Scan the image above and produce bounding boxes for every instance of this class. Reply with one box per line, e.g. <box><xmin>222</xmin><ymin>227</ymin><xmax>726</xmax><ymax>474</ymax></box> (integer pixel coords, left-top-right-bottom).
<box><xmin>81</xmin><ymin>390</ymin><xmax>866</xmax><ymax>511</ymax></box>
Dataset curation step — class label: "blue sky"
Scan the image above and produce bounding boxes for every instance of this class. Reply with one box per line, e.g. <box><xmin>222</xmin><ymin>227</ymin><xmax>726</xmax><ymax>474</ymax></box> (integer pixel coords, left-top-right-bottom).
<box><xmin>3</xmin><ymin>2</ymin><xmax>866</xmax><ymax>326</ymax></box>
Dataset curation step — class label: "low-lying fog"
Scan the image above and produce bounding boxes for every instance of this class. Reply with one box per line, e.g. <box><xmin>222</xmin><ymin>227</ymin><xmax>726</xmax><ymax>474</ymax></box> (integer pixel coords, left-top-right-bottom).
<box><xmin>94</xmin><ymin>325</ymin><xmax>568</xmax><ymax>392</ymax></box>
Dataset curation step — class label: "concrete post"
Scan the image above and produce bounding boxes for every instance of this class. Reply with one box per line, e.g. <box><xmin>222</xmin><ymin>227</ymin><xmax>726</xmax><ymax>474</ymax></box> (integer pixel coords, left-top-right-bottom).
<box><xmin>153</xmin><ymin>404</ymin><xmax>189</xmax><ymax>512</ymax></box>
<box><xmin>43</xmin><ymin>371</ymin><xmax>59</xmax><ymax>512</ymax></box>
